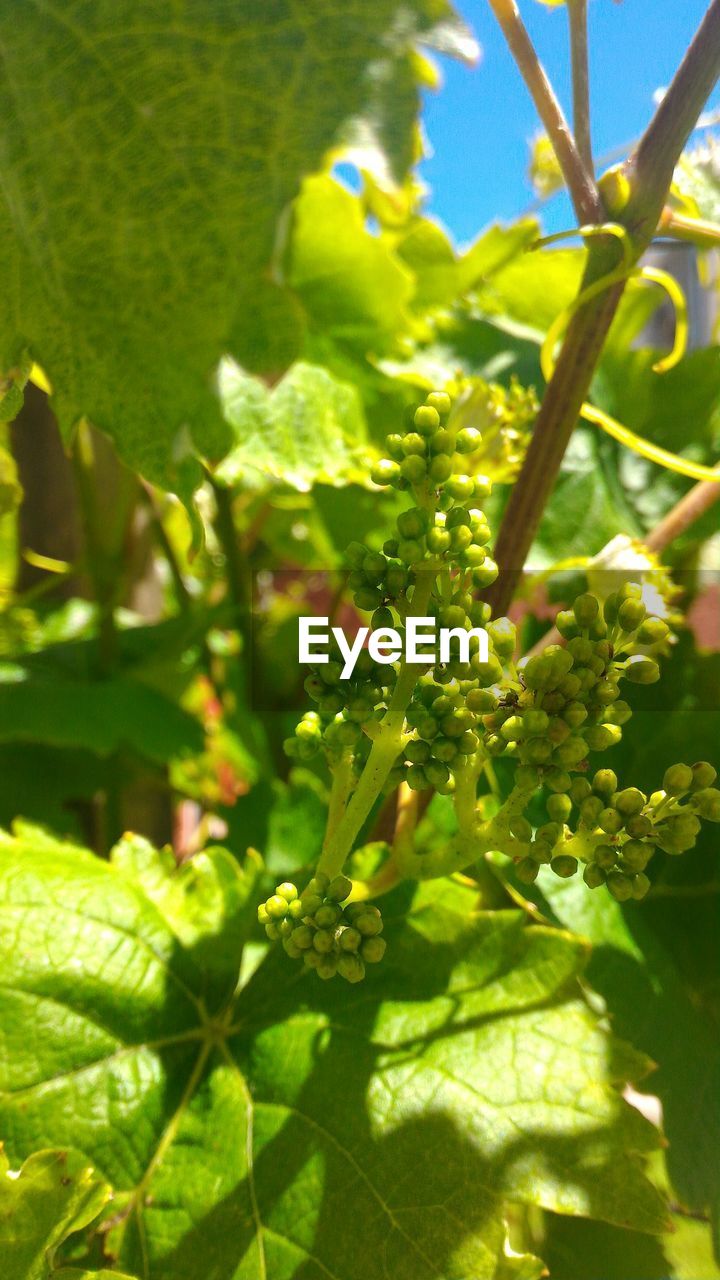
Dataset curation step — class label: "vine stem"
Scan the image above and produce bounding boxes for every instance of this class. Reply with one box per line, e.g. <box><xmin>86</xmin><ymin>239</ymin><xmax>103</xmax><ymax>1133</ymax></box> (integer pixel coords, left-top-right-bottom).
<box><xmin>645</xmin><ymin>471</ymin><xmax>720</xmax><ymax>552</ymax></box>
<box><xmin>487</xmin><ymin>0</ymin><xmax>601</xmax><ymax>223</ymax></box>
<box><xmin>316</xmin><ymin>571</ymin><xmax>434</xmax><ymax>879</ymax></box>
<box><xmin>487</xmin><ymin>0</ymin><xmax>720</xmax><ymax>616</ymax></box>
<box><xmin>568</xmin><ymin>0</ymin><xmax>592</xmax><ymax>176</ymax></box>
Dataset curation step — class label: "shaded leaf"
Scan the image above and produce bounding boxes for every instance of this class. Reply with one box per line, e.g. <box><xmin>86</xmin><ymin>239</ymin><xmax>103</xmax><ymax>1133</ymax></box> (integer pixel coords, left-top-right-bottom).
<box><xmin>0</xmin><ymin>833</ymin><xmax>669</xmax><ymax>1280</ymax></box>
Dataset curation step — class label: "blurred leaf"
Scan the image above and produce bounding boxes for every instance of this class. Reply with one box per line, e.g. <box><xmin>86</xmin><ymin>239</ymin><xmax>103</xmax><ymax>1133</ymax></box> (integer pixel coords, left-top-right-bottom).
<box><xmin>0</xmin><ymin>836</ymin><xmax>669</xmax><ymax>1279</ymax></box>
<box><xmin>288</xmin><ymin>175</ymin><xmax>415</xmax><ymax>353</ymax></box>
<box><xmin>0</xmin><ymin>1146</ymin><xmax>134</xmax><ymax>1280</ymax></box>
<box><xmin>0</xmin><ymin>0</ymin><xmax>469</xmax><ymax>497</ymax></box>
<box><xmin>217</xmin><ymin>360</ymin><xmax>369</xmax><ymax>491</ymax></box>
<box><xmin>0</xmin><ymin>669</ymin><xmax>203</xmax><ymax>763</ymax></box>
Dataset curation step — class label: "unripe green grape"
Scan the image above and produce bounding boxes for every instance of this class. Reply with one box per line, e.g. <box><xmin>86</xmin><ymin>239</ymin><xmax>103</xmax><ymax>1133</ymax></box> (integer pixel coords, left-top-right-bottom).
<box><xmin>414</xmin><ymin>405</ymin><xmax>441</xmax><ymax>434</ymax></box>
<box><xmin>516</xmin><ymin>857</ymin><xmax>539</xmax><ymax>884</ymax></box>
<box><xmin>456</xmin><ymin>426</ymin><xmax>482</xmax><ymax>453</ymax></box>
<box><xmin>426</xmin><ymin>760</ymin><xmax>451</xmax><ymax>788</ymax></box>
<box><xmin>584</xmin><ymin>724</ymin><xmax>622</xmax><ymax>751</ymax></box>
<box><xmin>544</xmin><ymin>769</ymin><xmax>573</xmax><ymax>793</ymax></box>
<box><xmin>632</xmin><ymin>872</ymin><xmax>651</xmax><ymax>900</ymax></box>
<box><xmin>372</xmin><ymin>606</ymin><xmax>395</xmax><ymax>631</ymax></box>
<box><xmin>385</xmin><ymin>433</ymin><xmax>405</xmax><ymax>461</ymax></box>
<box><xmin>283</xmin><ymin>939</ymin><xmax>303</xmax><ymax>959</ymax></box>
<box><xmin>445</xmin><ymin>474</ymin><xmax>476</xmax><ymax>502</ymax></box>
<box><xmin>524</xmin><ymin>737</ymin><xmax>553</xmax><ymax>764</ymax></box>
<box><xmin>430</xmin><ymin>428</ymin><xmax>455</xmax><ymax>455</ymax></box>
<box><xmin>614</xmin><ymin>787</ymin><xmax>646</xmax><ymax>816</ymax></box>
<box><xmin>663</xmin><ymin>763</ymin><xmax>694</xmax><ymax>795</ymax></box>
<box><xmin>383</xmin><ymin>538</ymin><xmax>399</xmax><ymax>558</ymax></box>
<box><xmin>580</xmin><ymin>796</ymin><xmax>604</xmax><ymax>826</ymax></box>
<box><xmin>473</xmin><ymin>656</ymin><xmax>504</xmax><ymax>686</ymax></box>
<box><xmin>618</xmin><ymin>582</ymin><xmax>643</xmax><ymax>602</ymax></box>
<box><xmin>500</xmin><ymin>715</ymin><xmax>525</xmax><ymax>742</ymax></box>
<box><xmin>385</xmin><ymin>564</ymin><xmax>408</xmax><ymax>596</ymax></box>
<box><xmin>625</xmin><ymin>814</ymin><xmax>653</xmax><ymax>838</ymax></box>
<box><xmin>320</xmin><ymin>662</ymin><xmax>344</xmax><ymax>686</ymax></box>
<box><xmin>405</xmin><ymin>738</ymin><xmax>432</xmax><ymax>765</ymax></box>
<box><xmin>400</xmin><ymin>455</ymin><xmax>427</xmax><ymax>484</ymax></box>
<box><xmin>638</xmin><ymin>616</ymin><xmax>669</xmax><ymax>645</ymax></box>
<box><xmin>563</xmin><ymin>701</ymin><xmax>588</xmax><ymax>729</ymax></box>
<box><xmin>551</xmin><ymin>854</ymin><xmax>578</xmax><ymax>879</ymax></box>
<box><xmin>327</xmin><ymin>874</ymin><xmax>353</xmax><ymax>902</ymax></box>
<box><xmin>607</xmin><ymin>699</ymin><xmax>632</xmax><ymax>726</ymax></box>
<box><xmin>371</xmin><ymin>458</ymin><xmax>401</xmax><ymax>486</ymax></box>
<box><xmin>547</xmin><ymin>793</ymin><xmax>572</xmax><ymax>823</ymax></box>
<box><xmin>592</xmin><ymin>679</ymin><xmax>619</xmax><ymax>706</ymax></box>
<box><xmin>355</xmin><ymin>586</ymin><xmax>384</xmax><ymax>612</ymax></box>
<box><xmin>317</xmin><ymin>958</ymin><xmax>338</xmax><ymax>980</ymax></box>
<box><xmin>472</xmin><ymin>559</ymin><xmax>498</xmax><ymax>588</ymax></box>
<box><xmin>313</xmin><ymin>929</ymin><xmax>335</xmax><ymax>954</ymax></box>
<box><xmin>619</xmin><ymin>840</ymin><xmax>650</xmax><ymax>871</ymax></box>
<box><xmin>522</xmin><ymin>708</ymin><xmax>550</xmax><ymax>736</ymax></box>
<box><xmin>607</xmin><ymin>871</ymin><xmax>634</xmax><ymax>902</ymax></box>
<box><xmin>569</xmin><ymin>777</ymin><xmax>592</xmax><ymax>804</ymax></box>
<box><xmin>427</xmin><ymin>526</ymin><xmax>451</xmax><ymax>553</ymax></box>
<box><xmin>510</xmin><ymin>816</ymin><xmax>533</xmax><ymax>842</ymax></box>
<box><xmin>257</xmin><ymin>903</ymin><xmax>270</xmax><ymax>926</ymax></box>
<box><xmin>450</xmin><ymin>525</ymin><xmax>473</xmax><ymax>552</ymax></box>
<box><xmin>355</xmin><ymin>907</ymin><xmax>383</xmax><ymax>936</ymax></box>
<box><xmin>361</xmin><ymin>936</ymin><xmax>387</xmax><ymax>964</ymax></box>
<box><xmin>573</xmin><ymin>593</ymin><xmax>600</xmax><ymax>628</ymax></box>
<box><xmin>599</xmin><ymin>807</ymin><xmax>624</xmax><ymax>835</ymax></box>
<box><xmin>693</xmin><ymin>788</ymin><xmax>720</xmax><ymax>822</ymax></box>
<box><xmin>624</xmin><ymin>656</ymin><xmax>660</xmax><ymax>684</ymax></box>
<box><xmin>276</xmin><ymin>882</ymin><xmax>298</xmax><ymax>903</ymax></box>
<box><xmin>339</xmin><ymin>926</ymin><xmax>362</xmax><ymax>952</ymax></box>
<box><xmin>522</xmin><ymin>654</ymin><xmax>555</xmax><ymax>691</ymax></box>
<box><xmin>303</xmin><ymin>949</ymin><xmax>321</xmax><ymax>970</ymax></box>
<box><xmin>691</xmin><ymin>761</ymin><xmax>717</xmax><ymax>790</ymax></box>
<box><xmin>402</xmin><ymin>431</ymin><xmax>426</xmax><ymax>456</ymax></box>
<box><xmin>300</xmin><ymin>892</ymin><xmax>323</xmax><ymax>916</ymax></box>
<box><xmin>426</xmin><ymin>391</ymin><xmax>452</xmax><ymax>415</ymax></box>
<box><xmin>407</xmin><ymin>764</ymin><xmax>431</xmax><ymax>790</ymax></box>
<box><xmin>279</xmin><ymin>918</ymin><xmax>295</xmax><ymax>938</ymax></box>
<box><xmin>266</xmin><ymin>894</ymin><xmax>289</xmax><ymax>920</ymax></box>
<box><xmin>265</xmin><ymin>921</ymin><xmax>280</xmax><ymax>941</ymax></box>
<box><xmin>397</xmin><ymin>508</ymin><xmax>429</xmax><ymax>539</ymax></box>
<box><xmin>530</xmin><ymin>840</ymin><xmax>553</xmax><ymax>864</ymax></box>
<box><xmin>461</xmin><ymin>544</ymin><xmax>487</xmax><ymax>568</ymax></box>
<box><xmin>288</xmin><ymin>899</ymin><xmax>305</xmax><ymax>921</ymax></box>
<box><xmin>291</xmin><ymin>925</ymin><xmax>314</xmax><ymax>950</ymax></box>
<box><xmin>555</xmin><ymin>610</ymin><xmax>580</xmax><ymax>640</ymax></box>
<box><xmin>432</xmin><ymin>737</ymin><xmax>459</xmax><ymax>763</ymax></box>
<box><xmin>467</xmin><ymin>688</ymin><xmax>497</xmax><ymax>713</ymax></box>
<box><xmin>337</xmin><ymin>953</ymin><xmax>365</xmax><ymax>983</ymax></box>
<box><xmin>603</xmin><ymin>593</ymin><xmax>619</xmax><ymax>625</ymax></box>
<box><xmin>487</xmin><ymin>617</ymin><xmax>516</xmax><ymax>660</ymax></box>
<box><xmin>594</xmin><ymin>844</ymin><xmax>618</xmax><ymax>870</ymax></box>
<box><xmin>553</xmin><ymin>737</ymin><xmax>588</xmax><ymax>768</ymax></box>
<box><xmin>568</xmin><ymin>637</ymin><xmax>595</xmax><ymax>666</ymax></box>
<box><xmin>617</xmin><ymin>598</ymin><xmax>646</xmax><ymax>632</ymax></box>
<box><xmin>584</xmin><ymin>863</ymin><xmax>607</xmax><ymax>889</ymax></box>
<box><xmin>397</xmin><ymin>538</ymin><xmax>425</xmax><ymax>565</ymax></box>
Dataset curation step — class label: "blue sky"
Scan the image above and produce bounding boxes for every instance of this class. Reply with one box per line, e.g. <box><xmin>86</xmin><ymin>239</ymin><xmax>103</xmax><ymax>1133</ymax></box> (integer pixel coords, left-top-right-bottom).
<box><xmin>420</xmin><ymin>0</ymin><xmax>720</xmax><ymax>244</ymax></box>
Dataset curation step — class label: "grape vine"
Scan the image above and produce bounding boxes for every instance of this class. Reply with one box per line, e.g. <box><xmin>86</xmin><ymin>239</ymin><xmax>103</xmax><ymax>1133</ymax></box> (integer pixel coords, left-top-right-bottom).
<box><xmin>260</xmin><ymin>392</ymin><xmax>720</xmax><ymax>980</ymax></box>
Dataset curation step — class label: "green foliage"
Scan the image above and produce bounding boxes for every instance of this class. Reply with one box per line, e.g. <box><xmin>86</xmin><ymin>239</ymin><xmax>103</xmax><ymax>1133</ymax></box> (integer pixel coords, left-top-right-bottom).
<box><xmin>0</xmin><ymin>828</ymin><xmax>671</xmax><ymax>1277</ymax></box>
<box><xmin>0</xmin><ymin>1146</ymin><xmax>136</xmax><ymax>1280</ymax></box>
<box><xmin>0</xmin><ymin>0</ymin><xmax>471</xmax><ymax>496</ymax></box>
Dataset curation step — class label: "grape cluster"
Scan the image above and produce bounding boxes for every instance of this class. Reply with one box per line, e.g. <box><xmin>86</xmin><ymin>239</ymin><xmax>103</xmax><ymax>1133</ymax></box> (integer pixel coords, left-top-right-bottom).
<box><xmin>516</xmin><ymin>761</ymin><xmax>719</xmax><ymax>898</ymax></box>
<box><xmin>275</xmin><ymin>388</ymin><xmax>720</xmax><ymax>953</ymax></box>
<box><xmin>257</xmin><ymin>874</ymin><xmax>385</xmax><ymax>982</ymax></box>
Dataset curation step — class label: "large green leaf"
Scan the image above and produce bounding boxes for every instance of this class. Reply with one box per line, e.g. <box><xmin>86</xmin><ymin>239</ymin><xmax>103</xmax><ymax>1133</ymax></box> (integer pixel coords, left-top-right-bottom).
<box><xmin>0</xmin><ymin>1146</ymin><xmax>136</xmax><ymax>1280</ymax></box>
<box><xmin>0</xmin><ymin>1</ymin><xmax>470</xmax><ymax>496</ymax></box>
<box><xmin>0</xmin><ymin>829</ymin><xmax>669</xmax><ymax>1280</ymax></box>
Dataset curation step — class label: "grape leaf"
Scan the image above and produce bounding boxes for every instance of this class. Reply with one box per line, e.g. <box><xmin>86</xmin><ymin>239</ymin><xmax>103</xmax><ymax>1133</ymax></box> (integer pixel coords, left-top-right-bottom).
<box><xmin>0</xmin><ymin>1146</ymin><xmax>136</xmax><ymax>1280</ymax></box>
<box><xmin>217</xmin><ymin>360</ymin><xmax>369</xmax><ymax>491</ymax></box>
<box><xmin>0</xmin><ymin>830</ymin><xmax>670</xmax><ymax>1280</ymax></box>
<box><xmin>0</xmin><ymin>1</ymin><xmax>471</xmax><ymax>497</ymax></box>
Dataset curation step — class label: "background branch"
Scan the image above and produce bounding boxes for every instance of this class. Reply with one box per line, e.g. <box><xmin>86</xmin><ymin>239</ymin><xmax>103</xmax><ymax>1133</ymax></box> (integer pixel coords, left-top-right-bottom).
<box><xmin>487</xmin><ymin>0</ymin><xmax>601</xmax><ymax>223</ymax></box>
<box><xmin>487</xmin><ymin>0</ymin><xmax>720</xmax><ymax>616</ymax></box>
